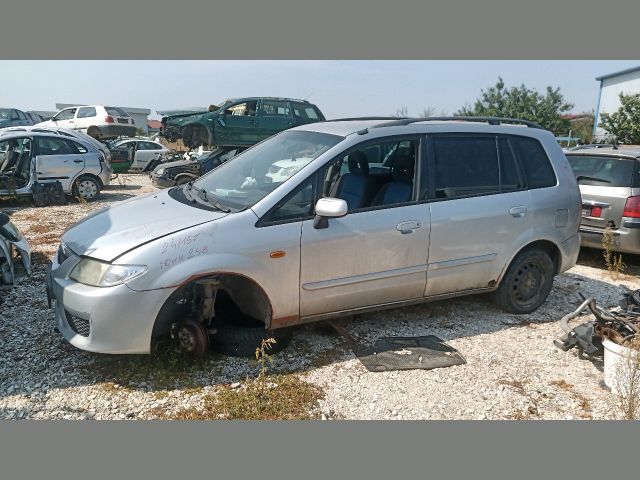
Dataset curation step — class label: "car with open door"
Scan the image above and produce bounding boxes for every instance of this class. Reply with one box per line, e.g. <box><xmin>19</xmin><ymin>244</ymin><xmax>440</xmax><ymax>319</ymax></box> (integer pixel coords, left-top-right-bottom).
<box><xmin>0</xmin><ymin>211</ymin><xmax>31</xmax><ymax>287</ymax></box>
<box><xmin>111</xmin><ymin>138</ymin><xmax>173</xmax><ymax>171</ymax></box>
<box><xmin>48</xmin><ymin>117</ymin><xmax>580</xmax><ymax>357</ymax></box>
<box><xmin>0</xmin><ymin>129</ymin><xmax>111</xmax><ymax>202</ymax></box>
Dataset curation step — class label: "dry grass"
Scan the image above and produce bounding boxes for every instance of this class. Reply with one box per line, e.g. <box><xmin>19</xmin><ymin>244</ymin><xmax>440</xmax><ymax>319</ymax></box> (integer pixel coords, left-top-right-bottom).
<box><xmin>150</xmin><ymin>374</ymin><xmax>324</xmax><ymax>420</ymax></box>
<box><xmin>603</xmin><ymin>227</ymin><xmax>626</xmax><ymax>279</ymax></box>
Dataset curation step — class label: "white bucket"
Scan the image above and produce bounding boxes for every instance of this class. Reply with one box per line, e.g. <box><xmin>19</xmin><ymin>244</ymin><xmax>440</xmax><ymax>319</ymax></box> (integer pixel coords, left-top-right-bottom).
<box><xmin>603</xmin><ymin>338</ymin><xmax>640</xmax><ymax>395</ymax></box>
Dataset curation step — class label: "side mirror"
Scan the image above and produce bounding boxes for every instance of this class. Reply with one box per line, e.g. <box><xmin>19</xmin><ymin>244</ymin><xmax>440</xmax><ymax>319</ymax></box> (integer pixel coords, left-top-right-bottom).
<box><xmin>0</xmin><ymin>212</ymin><xmax>10</xmax><ymax>227</ymax></box>
<box><xmin>313</xmin><ymin>197</ymin><xmax>347</xmax><ymax>229</ymax></box>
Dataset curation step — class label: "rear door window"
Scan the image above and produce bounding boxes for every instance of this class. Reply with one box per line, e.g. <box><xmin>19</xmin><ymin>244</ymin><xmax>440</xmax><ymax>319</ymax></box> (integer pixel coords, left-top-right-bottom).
<box><xmin>37</xmin><ymin>137</ymin><xmax>84</xmax><ymax>155</ymax></box>
<box><xmin>567</xmin><ymin>155</ymin><xmax>637</xmax><ymax>187</ymax></box>
<box><xmin>430</xmin><ymin>135</ymin><xmax>501</xmax><ymax>199</ymax></box>
<box><xmin>77</xmin><ymin>107</ymin><xmax>97</xmax><ymax>118</ymax></box>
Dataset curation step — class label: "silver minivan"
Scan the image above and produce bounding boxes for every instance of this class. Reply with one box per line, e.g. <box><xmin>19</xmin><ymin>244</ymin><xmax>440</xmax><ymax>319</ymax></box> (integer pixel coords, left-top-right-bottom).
<box><xmin>48</xmin><ymin>118</ymin><xmax>581</xmax><ymax>355</ymax></box>
<box><xmin>0</xmin><ymin>127</ymin><xmax>111</xmax><ymax>201</ymax></box>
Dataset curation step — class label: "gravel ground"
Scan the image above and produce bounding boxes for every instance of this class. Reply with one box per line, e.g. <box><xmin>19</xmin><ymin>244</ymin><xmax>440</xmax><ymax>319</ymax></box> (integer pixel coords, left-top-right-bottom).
<box><xmin>1</xmin><ymin>173</ymin><xmax>637</xmax><ymax>420</ymax></box>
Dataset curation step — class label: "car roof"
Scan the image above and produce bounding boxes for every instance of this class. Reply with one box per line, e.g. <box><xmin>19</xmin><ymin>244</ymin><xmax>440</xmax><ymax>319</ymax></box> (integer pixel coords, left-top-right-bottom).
<box><xmin>291</xmin><ymin>117</ymin><xmax>550</xmax><ymax>138</ymax></box>
<box><xmin>0</xmin><ymin>126</ymin><xmax>102</xmax><ymax>150</ymax></box>
<box><xmin>226</xmin><ymin>96</ymin><xmax>312</xmax><ymax>104</ymax></box>
<box><xmin>565</xmin><ymin>146</ymin><xmax>640</xmax><ymax>159</ymax></box>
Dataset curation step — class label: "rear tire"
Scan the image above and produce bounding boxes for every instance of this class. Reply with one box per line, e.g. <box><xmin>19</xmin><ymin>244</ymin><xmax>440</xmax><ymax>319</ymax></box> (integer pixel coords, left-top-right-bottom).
<box><xmin>73</xmin><ymin>175</ymin><xmax>101</xmax><ymax>201</ymax></box>
<box><xmin>493</xmin><ymin>248</ymin><xmax>555</xmax><ymax>314</ymax></box>
<box><xmin>212</xmin><ymin>315</ymin><xmax>292</xmax><ymax>358</ymax></box>
<box><xmin>87</xmin><ymin>126</ymin><xmax>101</xmax><ymax>139</ymax></box>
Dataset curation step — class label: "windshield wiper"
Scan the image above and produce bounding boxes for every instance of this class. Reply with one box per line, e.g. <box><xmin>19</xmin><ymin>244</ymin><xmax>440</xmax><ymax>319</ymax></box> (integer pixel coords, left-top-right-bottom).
<box><xmin>576</xmin><ymin>175</ymin><xmax>611</xmax><ymax>184</ymax></box>
<box><xmin>197</xmin><ymin>188</ymin><xmax>231</xmax><ymax>213</ymax></box>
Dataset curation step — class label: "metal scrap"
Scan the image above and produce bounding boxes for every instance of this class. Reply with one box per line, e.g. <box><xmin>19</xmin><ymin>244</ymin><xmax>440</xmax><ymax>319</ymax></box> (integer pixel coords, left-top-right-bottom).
<box><xmin>555</xmin><ymin>288</ymin><xmax>640</xmax><ymax>354</ymax></box>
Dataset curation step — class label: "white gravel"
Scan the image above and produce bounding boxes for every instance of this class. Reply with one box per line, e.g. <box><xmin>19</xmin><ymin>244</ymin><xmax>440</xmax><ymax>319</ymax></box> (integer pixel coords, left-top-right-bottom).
<box><xmin>0</xmin><ymin>173</ymin><xmax>636</xmax><ymax>419</ymax></box>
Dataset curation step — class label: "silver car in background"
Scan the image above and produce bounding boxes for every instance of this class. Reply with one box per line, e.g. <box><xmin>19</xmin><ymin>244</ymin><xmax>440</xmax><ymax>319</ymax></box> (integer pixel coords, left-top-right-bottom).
<box><xmin>0</xmin><ymin>127</ymin><xmax>111</xmax><ymax>201</ymax></box>
<box><xmin>566</xmin><ymin>146</ymin><xmax>640</xmax><ymax>254</ymax></box>
<box><xmin>48</xmin><ymin>117</ymin><xmax>580</xmax><ymax>355</ymax></box>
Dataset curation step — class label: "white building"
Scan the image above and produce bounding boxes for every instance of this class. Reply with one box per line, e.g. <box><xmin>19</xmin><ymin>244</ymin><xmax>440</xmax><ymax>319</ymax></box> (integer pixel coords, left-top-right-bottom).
<box><xmin>594</xmin><ymin>66</ymin><xmax>640</xmax><ymax>139</ymax></box>
<box><xmin>55</xmin><ymin>103</ymin><xmax>152</xmax><ymax>134</ymax></box>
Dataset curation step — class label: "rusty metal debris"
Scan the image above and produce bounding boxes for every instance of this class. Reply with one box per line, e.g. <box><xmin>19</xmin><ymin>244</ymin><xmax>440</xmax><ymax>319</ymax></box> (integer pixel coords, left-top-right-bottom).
<box><xmin>555</xmin><ymin>288</ymin><xmax>640</xmax><ymax>354</ymax></box>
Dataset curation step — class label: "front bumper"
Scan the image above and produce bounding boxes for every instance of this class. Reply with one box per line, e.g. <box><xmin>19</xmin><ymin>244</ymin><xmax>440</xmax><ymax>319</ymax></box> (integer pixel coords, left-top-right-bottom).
<box><xmin>48</xmin><ymin>254</ymin><xmax>172</xmax><ymax>354</ymax></box>
<box><xmin>150</xmin><ymin>173</ymin><xmax>175</xmax><ymax>189</ymax></box>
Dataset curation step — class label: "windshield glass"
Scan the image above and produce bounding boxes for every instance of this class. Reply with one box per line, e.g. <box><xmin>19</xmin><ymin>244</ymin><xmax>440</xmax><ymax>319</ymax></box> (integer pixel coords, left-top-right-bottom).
<box><xmin>193</xmin><ymin>130</ymin><xmax>342</xmax><ymax>210</ymax></box>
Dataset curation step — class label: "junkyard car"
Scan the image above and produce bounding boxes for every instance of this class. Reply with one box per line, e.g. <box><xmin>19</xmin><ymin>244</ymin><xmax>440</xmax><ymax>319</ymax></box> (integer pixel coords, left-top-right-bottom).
<box><xmin>111</xmin><ymin>138</ymin><xmax>173</xmax><ymax>171</ymax></box>
<box><xmin>566</xmin><ymin>146</ymin><xmax>640</xmax><ymax>254</ymax></box>
<box><xmin>151</xmin><ymin>147</ymin><xmax>245</xmax><ymax>188</ymax></box>
<box><xmin>0</xmin><ymin>212</ymin><xmax>31</xmax><ymax>287</ymax></box>
<box><xmin>38</xmin><ymin>105</ymin><xmax>137</xmax><ymax>140</ymax></box>
<box><xmin>0</xmin><ymin>128</ymin><xmax>111</xmax><ymax>201</ymax></box>
<box><xmin>49</xmin><ymin>117</ymin><xmax>580</xmax><ymax>356</ymax></box>
<box><xmin>0</xmin><ymin>108</ymin><xmax>34</xmax><ymax>129</ymax></box>
<box><xmin>160</xmin><ymin>97</ymin><xmax>325</xmax><ymax>148</ymax></box>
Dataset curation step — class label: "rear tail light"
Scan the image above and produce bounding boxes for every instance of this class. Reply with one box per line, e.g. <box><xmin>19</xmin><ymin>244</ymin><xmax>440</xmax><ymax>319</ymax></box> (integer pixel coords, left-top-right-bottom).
<box><xmin>105</xmin><ymin>116</ymin><xmax>114</xmax><ymax>123</ymax></box>
<box><xmin>591</xmin><ymin>206</ymin><xmax>603</xmax><ymax>218</ymax></box>
<box><xmin>623</xmin><ymin>196</ymin><xmax>640</xmax><ymax>218</ymax></box>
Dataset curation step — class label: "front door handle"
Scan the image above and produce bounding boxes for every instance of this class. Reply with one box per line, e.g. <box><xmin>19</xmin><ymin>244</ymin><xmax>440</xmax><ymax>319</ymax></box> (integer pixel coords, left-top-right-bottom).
<box><xmin>509</xmin><ymin>206</ymin><xmax>527</xmax><ymax>218</ymax></box>
<box><xmin>73</xmin><ymin>159</ymin><xmax>83</xmax><ymax>163</ymax></box>
<box><xmin>396</xmin><ymin>220</ymin><xmax>422</xmax><ymax>234</ymax></box>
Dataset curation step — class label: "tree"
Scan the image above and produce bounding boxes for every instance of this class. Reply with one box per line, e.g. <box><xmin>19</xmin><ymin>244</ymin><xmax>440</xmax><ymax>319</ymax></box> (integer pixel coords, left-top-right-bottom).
<box><xmin>391</xmin><ymin>106</ymin><xmax>409</xmax><ymax>118</ymax></box>
<box><xmin>599</xmin><ymin>93</ymin><xmax>640</xmax><ymax>144</ymax></box>
<box><xmin>457</xmin><ymin>77</ymin><xmax>574</xmax><ymax>134</ymax></box>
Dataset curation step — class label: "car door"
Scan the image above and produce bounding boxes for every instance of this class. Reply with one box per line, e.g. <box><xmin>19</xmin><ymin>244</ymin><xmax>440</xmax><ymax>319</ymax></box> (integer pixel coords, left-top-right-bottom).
<box><xmin>134</xmin><ymin>141</ymin><xmax>164</xmax><ymax>170</ymax></box>
<box><xmin>34</xmin><ymin>136</ymin><xmax>86</xmax><ymax>191</ymax></box>
<box><xmin>75</xmin><ymin>106</ymin><xmax>97</xmax><ymax>131</ymax></box>
<box><xmin>298</xmin><ymin>135</ymin><xmax>431</xmax><ymax>318</ymax></box>
<box><xmin>214</xmin><ymin>101</ymin><xmax>258</xmax><ymax>146</ymax></box>
<box><xmin>257</xmin><ymin>100</ymin><xmax>295</xmax><ymax>140</ymax></box>
<box><xmin>50</xmin><ymin>107</ymin><xmax>77</xmax><ymax>129</ymax></box>
<box><xmin>424</xmin><ymin>134</ymin><xmax>532</xmax><ymax>297</ymax></box>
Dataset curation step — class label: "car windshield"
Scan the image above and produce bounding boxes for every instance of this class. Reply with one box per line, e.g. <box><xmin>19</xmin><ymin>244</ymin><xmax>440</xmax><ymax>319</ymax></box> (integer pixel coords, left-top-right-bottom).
<box><xmin>567</xmin><ymin>155</ymin><xmax>638</xmax><ymax>187</ymax></box>
<box><xmin>193</xmin><ymin>130</ymin><xmax>342</xmax><ymax>211</ymax></box>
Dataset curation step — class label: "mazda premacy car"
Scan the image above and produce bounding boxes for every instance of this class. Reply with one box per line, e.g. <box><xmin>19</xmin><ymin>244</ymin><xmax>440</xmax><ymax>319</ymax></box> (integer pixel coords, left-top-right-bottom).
<box><xmin>48</xmin><ymin>117</ymin><xmax>581</xmax><ymax>355</ymax></box>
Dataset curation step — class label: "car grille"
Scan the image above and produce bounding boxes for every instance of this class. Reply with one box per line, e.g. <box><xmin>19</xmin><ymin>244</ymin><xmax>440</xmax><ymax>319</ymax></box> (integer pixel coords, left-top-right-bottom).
<box><xmin>66</xmin><ymin>310</ymin><xmax>90</xmax><ymax>337</ymax></box>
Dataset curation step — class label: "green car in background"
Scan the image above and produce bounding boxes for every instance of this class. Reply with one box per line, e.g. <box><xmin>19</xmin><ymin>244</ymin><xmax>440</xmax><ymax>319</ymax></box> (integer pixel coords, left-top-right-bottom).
<box><xmin>160</xmin><ymin>97</ymin><xmax>325</xmax><ymax>148</ymax></box>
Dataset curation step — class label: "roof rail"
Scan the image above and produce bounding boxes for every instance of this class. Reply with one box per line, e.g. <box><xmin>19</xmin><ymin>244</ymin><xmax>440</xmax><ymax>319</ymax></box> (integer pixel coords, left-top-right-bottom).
<box><xmin>371</xmin><ymin>116</ymin><xmax>545</xmax><ymax>129</ymax></box>
<box><xmin>326</xmin><ymin>116</ymin><xmax>407</xmax><ymax>122</ymax></box>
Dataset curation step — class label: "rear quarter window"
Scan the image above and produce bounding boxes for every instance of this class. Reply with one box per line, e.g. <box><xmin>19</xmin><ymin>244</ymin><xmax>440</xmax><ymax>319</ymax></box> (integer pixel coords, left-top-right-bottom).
<box><xmin>510</xmin><ymin>136</ymin><xmax>557</xmax><ymax>189</ymax></box>
<box><xmin>567</xmin><ymin>155</ymin><xmax>638</xmax><ymax>187</ymax></box>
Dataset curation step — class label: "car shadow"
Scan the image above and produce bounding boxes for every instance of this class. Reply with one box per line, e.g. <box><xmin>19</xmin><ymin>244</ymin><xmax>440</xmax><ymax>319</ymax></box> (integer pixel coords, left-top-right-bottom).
<box><xmin>0</xmin><ymin>256</ymin><xmax>633</xmax><ymax>414</ymax></box>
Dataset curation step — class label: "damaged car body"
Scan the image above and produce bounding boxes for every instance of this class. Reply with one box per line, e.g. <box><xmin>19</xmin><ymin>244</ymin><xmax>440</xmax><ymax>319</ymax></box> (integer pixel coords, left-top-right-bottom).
<box><xmin>47</xmin><ymin>117</ymin><xmax>581</xmax><ymax>356</ymax></box>
<box><xmin>0</xmin><ymin>212</ymin><xmax>31</xmax><ymax>287</ymax></box>
<box><xmin>160</xmin><ymin>97</ymin><xmax>325</xmax><ymax>148</ymax></box>
<box><xmin>0</xmin><ymin>128</ymin><xmax>112</xmax><ymax>202</ymax></box>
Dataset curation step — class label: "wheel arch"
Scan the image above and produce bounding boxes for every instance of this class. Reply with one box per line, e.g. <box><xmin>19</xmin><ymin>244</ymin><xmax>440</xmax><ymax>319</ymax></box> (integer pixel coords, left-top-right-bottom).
<box><xmin>497</xmin><ymin>238</ymin><xmax>562</xmax><ymax>287</ymax></box>
<box><xmin>151</xmin><ymin>271</ymin><xmax>274</xmax><ymax>345</ymax></box>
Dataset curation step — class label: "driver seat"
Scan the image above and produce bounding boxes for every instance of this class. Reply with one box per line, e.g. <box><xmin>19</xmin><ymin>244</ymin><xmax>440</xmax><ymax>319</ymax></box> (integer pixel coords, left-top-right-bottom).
<box><xmin>329</xmin><ymin>151</ymin><xmax>377</xmax><ymax>210</ymax></box>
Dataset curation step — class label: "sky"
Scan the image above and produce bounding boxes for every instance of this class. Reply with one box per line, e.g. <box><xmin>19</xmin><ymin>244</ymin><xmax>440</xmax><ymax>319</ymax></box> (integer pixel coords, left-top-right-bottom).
<box><xmin>1</xmin><ymin>60</ymin><xmax>638</xmax><ymax>120</ymax></box>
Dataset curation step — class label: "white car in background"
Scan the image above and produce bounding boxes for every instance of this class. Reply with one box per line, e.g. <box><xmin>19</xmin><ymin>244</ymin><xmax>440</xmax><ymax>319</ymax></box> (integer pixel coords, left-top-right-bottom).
<box><xmin>112</xmin><ymin>138</ymin><xmax>173</xmax><ymax>171</ymax></box>
<box><xmin>38</xmin><ymin>105</ymin><xmax>137</xmax><ymax>140</ymax></box>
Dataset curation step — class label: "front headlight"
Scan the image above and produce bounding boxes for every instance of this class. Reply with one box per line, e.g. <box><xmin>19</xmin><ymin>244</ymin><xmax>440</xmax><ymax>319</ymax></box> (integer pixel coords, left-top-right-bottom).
<box><xmin>69</xmin><ymin>258</ymin><xmax>147</xmax><ymax>287</ymax></box>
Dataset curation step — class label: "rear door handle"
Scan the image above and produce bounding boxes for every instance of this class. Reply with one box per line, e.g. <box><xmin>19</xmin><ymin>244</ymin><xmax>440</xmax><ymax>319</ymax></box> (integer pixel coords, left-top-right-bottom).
<box><xmin>509</xmin><ymin>206</ymin><xmax>527</xmax><ymax>218</ymax></box>
<box><xmin>396</xmin><ymin>220</ymin><xmax>422</xmax><ymax>234</ymax></box>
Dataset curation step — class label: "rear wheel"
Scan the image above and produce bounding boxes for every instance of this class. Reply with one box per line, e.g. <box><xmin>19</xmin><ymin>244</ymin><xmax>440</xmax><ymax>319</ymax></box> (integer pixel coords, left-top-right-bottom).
<box><xmin>87</xmin><ymin>126</ymin><xmax>101</xmax><ymax>139</ymax></box>
<box><xmin>73</xmin><ymin>175</ymin><xmax>101</xmax><ymax>201</ymax></box>
<box><xmin>493</xmin><ymin>248</ymin><xmax>555</xmax><ymax>314</ymax></box>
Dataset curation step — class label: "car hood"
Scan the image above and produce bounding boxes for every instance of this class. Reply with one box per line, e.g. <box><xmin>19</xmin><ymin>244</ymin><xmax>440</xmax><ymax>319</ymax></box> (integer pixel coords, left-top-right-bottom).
<box><xmin>62</xmin><ymin>189</ymin><xmax>227</xmax><ymax>262</ymax></box>
<box><xmin>158</xmin><ymin>159</ymin><xmax>198</xmax><ymax>170</ymax></box>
